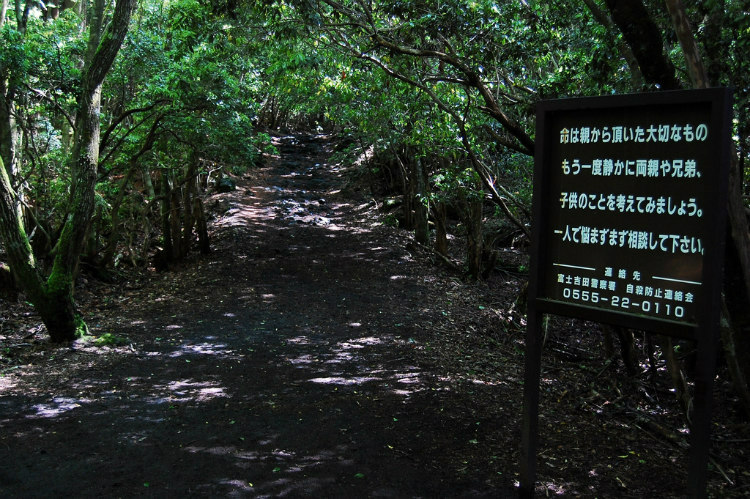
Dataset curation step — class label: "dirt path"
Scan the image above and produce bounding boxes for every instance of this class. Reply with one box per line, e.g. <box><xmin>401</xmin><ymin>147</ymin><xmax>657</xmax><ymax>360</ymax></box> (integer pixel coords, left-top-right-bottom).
<box><xmin>0</xmin><ymin>135</ymin><xmax>519</xmax><ymax>497</ymax></box>
<box><xmin>3</xmin><ymin>134</ymin><xmax>747</xmax><ymax>497</ymax></box>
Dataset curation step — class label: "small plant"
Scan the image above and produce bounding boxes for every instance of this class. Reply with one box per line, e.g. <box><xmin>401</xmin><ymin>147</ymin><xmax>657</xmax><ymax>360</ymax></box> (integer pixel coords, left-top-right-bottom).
<box><xmin>93</xmin><ymin>333</ymin><xmax>130</xmax><ymax>347</ymax></box>
<box><xmin>383</xmin><ymin>213</ymin><xmax>399</xmax><ymax>228</ymax></box>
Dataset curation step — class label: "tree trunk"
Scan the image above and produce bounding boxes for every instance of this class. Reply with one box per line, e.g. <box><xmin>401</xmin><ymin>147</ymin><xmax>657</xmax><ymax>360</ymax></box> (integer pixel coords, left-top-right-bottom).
<box><xmin>138</xmin><ymin>204</ymin><xmax>154</xmax><ymax>265</ymax></box>
<box><xmin>181</xmin><ymin>189</ymin><xmax>195</xmax><ymax>257</ymax></box>
<box><xmin>160</xmin><ymin>171</ymin><xmax>173</xmax><ymax>263</ymax></box>
<box><xmin>581</xmin><ymin>0</ymin><xmax>644</xmax><ymax>88</ymax></box>
<box><xmin>0</xmin><ymin>0</ymin><xmax>8</xmax><ymax>30</ymax></box>
<box><xmin>414</xmin><ymin>157</ymin><xmax>430</xmax><ymax>246</ymax></box>
<box><xmin>143</xmin><ymin>165</ymin><xmax>156</xmax><ymax>199</ymax></box>
<box><xmin>464</xmin><ymin>179</ymin><xmax>484</xmax><ymax>280</ymax></box>
<box><xmin>0</xmin><ymin>0</ymin><xmax>135</xmax><ymax>341</ymax></box>
<box><xmin>664</xmin><ymin>0</ymin><xmax>708</xmax><ymax>89</ymax></box>
<box><xmin>402</xmin><ymin>153</ymin><xmax>416</xmax><ymax>231</ymax></box>
<box><xmin>0</xmin><ymin>85</ymin><xmax>18</xmax><ymax>178</ymax></box>
<box><xmin>0</xmin><ymin>77</ymin><xmax>23</xmax><ymax>230</ymax></box>
<box><xmin>170</xmin><ymin>189</ymin><xmax>182</xmax><ymax>259</ymax></box>
<box><xmin>100</xmin><ymin>116</ymin><xmax>161</xmax><ymax>267</ymax></box>
<box><xmin>660</xmin><ymin>336</ymin><xmax>692</xmax><ymax>416</ymax></box>
<box><xmin>194</xmin><ymin>197</ymin><xmax>210</xmax><ymax>255</ymax></box>
<box><xmin>100</xmin><ymin>165</ymin><xmax>138</xmax><ymax>267</ymax></box>
<box><xmin>433</xmin><ymin>200</ymin><xmax>448</xmax><ymax>256</ymax></box>
<box><xmin>180</xmin><ymin>158</ymin><xmax>200</xmax><ymax>257</ymax></box>
<box><xmin>721</xmin><ymin>296</ymin><xmax>750</xmax><ymax>416</ymax></box>
<box><xmin>615</xmin><ymin>327</ymin><xmax>638</xmax><ymax>376</ymax></box>
<box><xmin>603</xmin><ymin>0</ymin><xmax>681</xmax><ymax>90</ymax></box>
<box><xmin>0</xmin><ymin>157</ymin><xmax>79</xmax><ymax>342</ymax></box>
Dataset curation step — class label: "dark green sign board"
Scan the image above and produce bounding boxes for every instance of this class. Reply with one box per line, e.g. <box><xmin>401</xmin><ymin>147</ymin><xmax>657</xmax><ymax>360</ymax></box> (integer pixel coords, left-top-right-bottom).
<box><xmin>521</xmin><ymin>88</ymin><xmax>732</xmax><ymax>497</ymax></box>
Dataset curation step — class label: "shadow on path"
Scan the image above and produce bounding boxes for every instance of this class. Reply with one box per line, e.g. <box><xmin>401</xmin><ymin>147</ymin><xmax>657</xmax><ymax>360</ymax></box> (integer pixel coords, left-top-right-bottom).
<box><xmin>0</xmin><ymin>135</ymin><xmax>519</xmax><ymax>497</ymax></box>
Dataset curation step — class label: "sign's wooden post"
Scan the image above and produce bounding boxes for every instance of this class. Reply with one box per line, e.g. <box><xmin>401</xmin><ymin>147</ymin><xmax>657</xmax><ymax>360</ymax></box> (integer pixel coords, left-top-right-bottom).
<box><xmin>521</xmin><ymin>88</ymin><xmax>732</xmax><ymax>497</ymax></box>
<box><xmin>519</xmin><ymin>307</ymin><xmax>542</xmax><ymax>499</ymax></box>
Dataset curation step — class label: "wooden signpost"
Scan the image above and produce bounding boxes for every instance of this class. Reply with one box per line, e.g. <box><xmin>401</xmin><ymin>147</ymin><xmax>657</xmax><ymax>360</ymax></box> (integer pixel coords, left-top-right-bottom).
<box><xmin>521</xmin><ymin>88</ymin><xmax>733</xmax><ymax>497</ymax></box>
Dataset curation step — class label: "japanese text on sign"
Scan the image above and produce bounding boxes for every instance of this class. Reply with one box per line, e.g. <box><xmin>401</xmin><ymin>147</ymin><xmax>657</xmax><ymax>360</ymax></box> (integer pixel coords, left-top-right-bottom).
<box><xmin>560</xmin><ymin>158</ymin><xmax>700</xmax><ymax>178</ymax></box>
<box><xmin>539</xmin><ymin>104</ymin><xmax>720</xmax><ymax>326</ymax></box>
<box><xmin>559</xmin><ymin>123</ymin><xmax>709</xmax><ymax>144</ymax></box>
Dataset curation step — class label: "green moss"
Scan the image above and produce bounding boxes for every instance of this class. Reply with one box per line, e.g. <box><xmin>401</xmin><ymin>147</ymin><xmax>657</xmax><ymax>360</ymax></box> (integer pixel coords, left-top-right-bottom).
<box><xmin>93</xmin><ymin>333</ymin><xmax>129</xmax><ymax>346</ymax></box>
<box><xmin>46</xmin><ymin>269</ymin><xmax>73</xmax><ymax>296</ymax></box>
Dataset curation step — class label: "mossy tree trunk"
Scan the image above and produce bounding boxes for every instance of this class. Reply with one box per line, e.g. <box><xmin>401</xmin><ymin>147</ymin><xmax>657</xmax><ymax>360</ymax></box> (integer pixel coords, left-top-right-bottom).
<box><xmin>0</xmin><ymin>0</ymin><xmax>135</xmax><ymax>342</ymax></box>
<box><xmin>413</xmin><ymin>157</ymin><xmax>430</xmax><ymax>246</ymax></box>
<box><xmin>0</xmin><ymin>157</ymin><xmax>79</xmax><ymax>341</ymax></box>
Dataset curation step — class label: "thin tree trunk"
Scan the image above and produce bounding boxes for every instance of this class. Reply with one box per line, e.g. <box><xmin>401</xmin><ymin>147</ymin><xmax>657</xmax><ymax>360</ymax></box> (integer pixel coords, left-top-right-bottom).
<box><xmin>414</xmin><ymin>157</ymin><xmax>430</xmax><ymax>246</ymax></box>
<box><xmin>160</xmin><ymin>171</ymin><xmax>173</xmax><ymax>262</ymax></box>
<box><xmin>581</xmin><ymin>0</ymin><xmax>644</xmax><ymax>88</ymax></box>
<box><xmin>100</xmin><ymin>166</ymin><xmax>138</xmax><ymax>267</ymax></box>
<box><xmin>603</xmin><ymin>0</ymin><xmax>681</xmax><ymax>90</ymax></box>
<box><xmin>181</xmin><ymin>188</ymin><xmax>195</xmax><ymax>257</ymax></box>
<box><xmin>194</xmin><ymin>197</ymin><xmax>210</xmax><ymax>255</ymax></box>
<box><xmin>660</xmin><ymin>336</ymin><xmax>692</xmax><ymax>417</ymax></box>
<box><xmin>433</xmin><ymin>201</ymin><xmax>448</xmax><ymax>256</ymax></box>
<box><xmin>170</xmin><ymin>189</ymin><xmax>182</xmax><ymax>259</ymax></box>
<box><xmin>721</xmin><ymin>296</ymin><xmax>750</xmax><ymax>416</ymax></box>
<box><xmin>143</xmin><ymin>167</ymin><xmax>156</xmax><ymax>197</ymax></box>
<box><xmin>615</xmin><ymin>327</ymin><xmax>638</xmax><ymax>376</ymax></box>
<box><xmin>137</xmin><ymin>201</ymin><xmax>154</xmax><ymax>266</ymax></box>
<box><xmin>0</xmin><ymin>0</ymin><xmax>8</xmax><ymax>30</ymax></box>
<box><xmin>464</xmin><ymin>179</ymin><xmax>484</xmax><ymax>280</ymax></box>
<box><xmin>180</xmin><ymin>157</ymin><xmax>199</xmax><ymax>257</ymax></box>
<box><xmin>393</xmin><ymin>150</ymin><xmax>412</xmax><ymax>229</ymax></box>
<box><xmin>101</xmin><ymin>115</ymin><xmax>162</xmax><ymax>265</ymax></box>
<box><xmin>664</xmin><ymin>0</ymin><xmax>708</xmax><ymax>89</ymax></box>
<box><xmin>403</xmin><ymin>154</ymin><xmax>416</xmax><ymax>230</ymax></box>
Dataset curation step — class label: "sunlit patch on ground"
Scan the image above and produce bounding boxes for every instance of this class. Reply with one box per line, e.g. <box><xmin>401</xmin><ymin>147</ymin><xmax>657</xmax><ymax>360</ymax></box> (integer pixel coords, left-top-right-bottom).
<box><xmin>0</xmin><ymin>375</ymin><xmax>17</xmax><ymax>392</ymax></box>
<box><xmin>183</xmin><ymin>443</ymin><xmax>349</xmax><ymax>494</ymax></box>
<box><xmin>308</xmin><ymin>375</ymin><xmax>381</xmax><ymax>385</ymax></box>
<box><xmin>29</xmin><ymin>397</ymin><xmax>86</xmax><ymax>418</ymax></box>
<box><xmin>286</xmin><ymin>335</ymin><xmax>313</xmax><ymax>345</ymax></box>
<box><xmin>167</xmin><ymin>341</ymin><xmax>241</xmax><ymax>359</ymax></box>
<box><xmin>151</xmin><ymin>378</ymin><xmax>228</xmax><ymax>403</ymax></box>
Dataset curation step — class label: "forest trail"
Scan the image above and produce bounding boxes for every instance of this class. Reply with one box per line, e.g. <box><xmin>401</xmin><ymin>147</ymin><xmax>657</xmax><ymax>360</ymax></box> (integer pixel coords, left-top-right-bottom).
<box><xmin>4</xmin><ymin>134</ymin><xmax>738</xmax><ymax>498</ymax></box>
<box><xmin>0</xmin><ymin>135</ymin><xmax>520</xmax><ymax>497</ymax></box>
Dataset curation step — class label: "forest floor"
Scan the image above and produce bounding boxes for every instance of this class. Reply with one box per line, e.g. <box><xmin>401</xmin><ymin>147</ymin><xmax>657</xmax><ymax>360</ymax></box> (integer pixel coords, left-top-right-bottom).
<box><xmin>1</xmin><ymin>134</ymin><xmax>749</xmax><ymax>497</ymax></box>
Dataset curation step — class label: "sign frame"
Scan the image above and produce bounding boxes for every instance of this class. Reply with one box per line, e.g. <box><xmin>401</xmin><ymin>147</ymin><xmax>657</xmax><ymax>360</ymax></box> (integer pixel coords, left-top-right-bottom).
<box><xmin>520</xmin><ymin>88</ymin><xmax>733</xmax><ymax>498</ymax></box>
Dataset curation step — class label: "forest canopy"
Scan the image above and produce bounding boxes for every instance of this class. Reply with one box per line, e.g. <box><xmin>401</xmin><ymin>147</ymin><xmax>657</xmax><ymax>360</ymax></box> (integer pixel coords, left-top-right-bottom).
<box><xmin>0</xmin><ymin>1</ymin><xmax>748</xmax><ymax>387</ymax></box>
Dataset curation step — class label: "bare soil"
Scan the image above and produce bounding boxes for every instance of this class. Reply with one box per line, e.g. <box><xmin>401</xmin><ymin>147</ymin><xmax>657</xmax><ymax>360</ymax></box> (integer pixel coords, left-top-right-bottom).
<box><xmin>1</xmin><ymin>134</ymin><xmax>748</xmax><ymax>497</ymax></box>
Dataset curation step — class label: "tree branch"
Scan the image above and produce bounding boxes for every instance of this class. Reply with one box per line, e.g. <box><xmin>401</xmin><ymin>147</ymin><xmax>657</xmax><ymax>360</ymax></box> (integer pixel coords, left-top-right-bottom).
<box><xmin>319</xmin><ymin>0</ymin><xmax>534</xmax><ymax>155</ymax></box>
<box><xmin>100</xmin><ymin>99</ymin><xmax>171</xmax><ymax>153</ymax></box>
<box><xmin>22</xmin><ymin>84</ymin><xmax>76</xmax><ymax>130</ymax></box>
